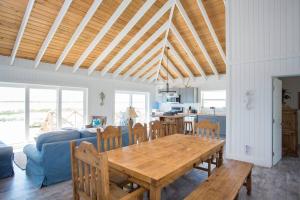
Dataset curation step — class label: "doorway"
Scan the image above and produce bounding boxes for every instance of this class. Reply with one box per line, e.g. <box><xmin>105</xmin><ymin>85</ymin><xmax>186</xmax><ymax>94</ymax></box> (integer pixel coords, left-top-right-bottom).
<box><xmin>272</xmin><ymin>76</ymin><xmax>300</xmax><ymax>166</ymax></box>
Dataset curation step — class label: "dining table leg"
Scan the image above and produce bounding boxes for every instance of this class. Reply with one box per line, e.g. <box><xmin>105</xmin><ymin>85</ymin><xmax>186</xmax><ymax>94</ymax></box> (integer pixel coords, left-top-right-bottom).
<box><xmin>150</xmin><ymin>181</ymin><xmax>161</xmax><ymax>200</ymax></box>
<box><xmin>218</xmin><ymin>147</ymin><xmax>223</xmax><ymax>167</ymax></box>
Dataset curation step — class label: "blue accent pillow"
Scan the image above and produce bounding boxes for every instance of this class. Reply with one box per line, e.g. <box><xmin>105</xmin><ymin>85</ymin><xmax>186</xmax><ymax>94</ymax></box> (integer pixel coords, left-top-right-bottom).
<box><xmin>92</xmin><ymin>119</ymin><xmax>102</xmax><ymax>127</ymax></box>
<box><xmin>36</xmin><ymin>130</ymin><xmax>80</xmax><ymax>151</ymax></box>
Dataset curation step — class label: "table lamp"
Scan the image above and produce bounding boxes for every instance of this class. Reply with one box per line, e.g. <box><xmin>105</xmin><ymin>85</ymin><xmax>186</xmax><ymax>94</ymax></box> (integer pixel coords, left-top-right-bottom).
<box><xmin>126</xmin><ymin>106</ymin><xmax>138</xmax><ymax>127</ymax></box>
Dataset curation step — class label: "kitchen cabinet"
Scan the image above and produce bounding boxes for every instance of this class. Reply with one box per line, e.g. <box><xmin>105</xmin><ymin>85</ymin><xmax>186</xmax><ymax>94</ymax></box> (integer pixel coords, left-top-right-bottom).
<box><xmin>177</xmin><ymin>88</ymin><xmax>198</xmax><ymax>103</ymax></box>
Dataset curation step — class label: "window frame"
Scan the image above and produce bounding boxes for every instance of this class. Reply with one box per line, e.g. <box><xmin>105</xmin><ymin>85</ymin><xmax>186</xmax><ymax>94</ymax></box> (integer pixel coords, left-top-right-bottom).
<box><xmin>0</xmin><ymin>82</ymin><xmax>88</xmax><ymax>142</ymax></box>
<box><xmin>200</xmin><ymin>90</ymin><xmax>226</xmax><ymax>108</ymax></box>
<box><xmin>114</xmin><ymin>90</ymin><xmax>150</xmax><ymax>125</ymax></box>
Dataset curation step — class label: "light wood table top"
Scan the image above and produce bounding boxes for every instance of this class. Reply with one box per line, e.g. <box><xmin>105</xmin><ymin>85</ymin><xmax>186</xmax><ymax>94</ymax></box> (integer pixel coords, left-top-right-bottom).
<box><xmin>107</xmin><ymin>134</ymin><xmax>225</xmax><ymax>200</ymax></box>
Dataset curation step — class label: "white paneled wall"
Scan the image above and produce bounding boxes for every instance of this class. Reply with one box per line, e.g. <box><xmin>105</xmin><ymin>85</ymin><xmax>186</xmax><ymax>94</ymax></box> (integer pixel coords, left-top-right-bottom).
<box><xmin>227</xmin><ymin>0</ymin><xmax>300</xmax><ymax>167</ymax></box>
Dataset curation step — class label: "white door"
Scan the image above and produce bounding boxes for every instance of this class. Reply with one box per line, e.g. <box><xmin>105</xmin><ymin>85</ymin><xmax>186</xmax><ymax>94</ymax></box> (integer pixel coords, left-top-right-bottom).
<box><xmin>272</xmin><ymin>78</ymin><xmax>282</xmax><ymax>165</ymax></box>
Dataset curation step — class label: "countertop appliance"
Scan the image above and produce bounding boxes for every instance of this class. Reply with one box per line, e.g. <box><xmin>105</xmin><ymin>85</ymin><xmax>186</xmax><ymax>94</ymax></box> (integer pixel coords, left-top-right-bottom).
<box><xmin>163</xmin><ymin>107</ymin><xmax>183</xmax><ymax>116</ymax></box>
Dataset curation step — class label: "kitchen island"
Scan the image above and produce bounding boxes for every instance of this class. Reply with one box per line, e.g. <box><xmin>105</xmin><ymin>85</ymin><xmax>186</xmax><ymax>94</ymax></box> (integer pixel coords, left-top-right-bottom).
<box><xmin>153</xmin><ymin>114</ymin><xmax>192</xmax><ymax>134</ymax></box>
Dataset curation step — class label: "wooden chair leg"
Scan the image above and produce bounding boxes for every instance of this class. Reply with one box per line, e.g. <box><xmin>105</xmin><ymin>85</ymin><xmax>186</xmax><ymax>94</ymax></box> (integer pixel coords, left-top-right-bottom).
<box><xmin>207</xmin><ymin>158</ymin><xmax>211</xmax><ymax>177</ymax></box>
<box><xmin>246</xmin><ymin>170</ymin><xmax>252</xmax><ymax>195</ymax></box>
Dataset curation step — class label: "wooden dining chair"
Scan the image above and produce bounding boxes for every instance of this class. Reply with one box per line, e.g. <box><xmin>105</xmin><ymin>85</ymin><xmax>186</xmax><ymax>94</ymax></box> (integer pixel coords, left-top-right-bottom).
<box><xmin>149</xmin><ymin>120</ymin><xmax>164</xmax><ymax>140</ymax></box>
<box><xmin>128</xmin><ymin>123</ymin><xmax>148</xmax><ymax>145</ymax></box>
<box><xmin>70</xmin><ymin>141</ymin><xmax>145</xmax><ymax>200</ymax></box>
<box><xmin>193</xmin><ymin>120</ymin><xmax>221</xmax><ymax>176</ymax></box>
<box><xmin>162</xmin><ymin>119</ymin><xmax>177</xmax><ymax>136</ymax></box>
<box><xmin>96</xmin><ymin>126</ymin><xmax>128</xmax><ymax>188</ymax></box>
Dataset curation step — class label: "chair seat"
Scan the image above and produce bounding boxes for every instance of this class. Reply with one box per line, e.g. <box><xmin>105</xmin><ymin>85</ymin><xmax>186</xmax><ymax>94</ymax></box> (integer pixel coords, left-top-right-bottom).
<box><xmin>110</xmin><ymin>168</ymin><xmax>129</xmax><ymax>186</ymax></box>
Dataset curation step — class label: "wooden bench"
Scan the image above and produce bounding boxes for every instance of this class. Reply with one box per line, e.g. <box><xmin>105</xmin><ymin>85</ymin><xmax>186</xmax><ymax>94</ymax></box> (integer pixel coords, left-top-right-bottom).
<box><xmin>185</xmin><ymin>160</ymin><xmax>253</xmax><ymax>200</ymax></box>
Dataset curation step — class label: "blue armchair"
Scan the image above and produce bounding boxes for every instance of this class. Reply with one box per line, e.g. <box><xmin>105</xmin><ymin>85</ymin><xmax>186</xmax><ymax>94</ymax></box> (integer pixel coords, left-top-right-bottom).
<box><xmin>0</xmin><ymin>141</ymin><xmax>14</xmax><ymax>179</ymax></box>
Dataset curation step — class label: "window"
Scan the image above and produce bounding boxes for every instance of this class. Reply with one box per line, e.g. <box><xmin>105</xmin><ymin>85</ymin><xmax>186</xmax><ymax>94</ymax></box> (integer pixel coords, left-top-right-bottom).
<box><xmin>29</xmin><ymin>88</ymin><xmax>57</xmax><ymax>140</ymax></box>
<box><xmin>201</xmin><ymin>90</ymin><xmax>226</xmax><ymax>108</ymax></box>
<box><xmin>61</xmin><ymin>90</ymin><xmax>84</xmax><ymax>128</ymax></box>
<box><xmin>0</xmin><ymin>83</ymin><xmax>87</xmax><ymax>149</ymax></box>
<box><xmin>0</xmin><ymin>87</ymin><xmax>25</xmax><ymax>149</ymax></box>
<box><xmin>114</xmin><ymin>91</ymin><xmax>149</xmax><ymax>125</ymax></box>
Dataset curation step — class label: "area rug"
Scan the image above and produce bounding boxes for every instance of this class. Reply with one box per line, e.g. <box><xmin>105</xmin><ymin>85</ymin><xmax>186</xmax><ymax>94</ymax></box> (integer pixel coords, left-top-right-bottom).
<box><xmin>14</xmin><ymin>151</ymin><xmax>27</xmax><ymax>170</ymax></box>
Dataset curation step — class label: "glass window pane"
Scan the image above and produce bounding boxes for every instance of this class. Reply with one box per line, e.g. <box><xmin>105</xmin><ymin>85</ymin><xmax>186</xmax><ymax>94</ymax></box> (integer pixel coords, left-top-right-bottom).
<box><xmin>201</xmin><ymin>90</ymin><xmax>226</xmax><ymax>108</ymax></box>
<box><xmin>0</xmin><ymin>87</ymin><xmax>25</xmax><ymax>149</ymax></box>
<box><xmin>114</xmin><ymin>93</ymin><xmax>130</xmax><ymax>125</ymax></box>
<box><xmin>132</xmin><ymin>94</ymin><xmax>146</xmax><ymax>123</ymax></box>
<box><xmin>29</xmin><ymin>89</ymin><xmax>57</xmax><ymax>140</ymax></box>
<box><xmin>62</xmin><ymin>90</ymin><xmax>84</xmax><ymax>128</ymax></box>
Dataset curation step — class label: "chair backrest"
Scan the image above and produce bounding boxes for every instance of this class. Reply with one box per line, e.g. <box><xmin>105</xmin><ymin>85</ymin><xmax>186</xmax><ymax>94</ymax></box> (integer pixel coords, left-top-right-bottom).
<box><xmin>194</xmin><ymin>120</ymin><xmax>220</xmax><ymax>139</ymax></box>
<box><xmin>149</xmin><ymin>120</ymin><xmax>163</xmax><ymax>140</ymax></box>
<box><xmin>97</xmin><ymin>126</ymin><xmax>122</xmax><ymax>153</ymax></box>
<box><xmin>70</xmin><ymin>141</ymin><xmax>110</xmax><ymax>200</ymax></box>
<box><xmin>128</xmin><ymin>123</ymin><xmax>148</xmax><ymax>145</ymax></box>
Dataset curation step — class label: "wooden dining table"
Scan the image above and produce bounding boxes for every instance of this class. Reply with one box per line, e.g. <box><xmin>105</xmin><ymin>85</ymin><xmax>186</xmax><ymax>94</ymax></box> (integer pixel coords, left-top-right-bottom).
<box><xmin>107</xmin><ymin>134</ymin><xmax>225</xmax><ymax>200</ymax></box>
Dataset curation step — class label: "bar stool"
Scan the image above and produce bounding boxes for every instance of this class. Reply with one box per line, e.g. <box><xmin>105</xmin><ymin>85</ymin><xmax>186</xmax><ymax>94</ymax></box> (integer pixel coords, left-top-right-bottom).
<box><xmin>184</xmin><ymin>121</ymin><xmax>193</xmax><ymax>134</ymax></box>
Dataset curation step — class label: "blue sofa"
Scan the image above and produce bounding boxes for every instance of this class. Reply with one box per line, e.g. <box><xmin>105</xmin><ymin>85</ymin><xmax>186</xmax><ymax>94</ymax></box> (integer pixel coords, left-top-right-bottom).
<box><xmin>23</xmin><ymin>127</ymin><xmax>130</xmax><ymax>187</ymax></box>
<box><xmin>0</xmin><ymin>141</ymin><xmax>14</xmax><ymax>179</ymax></box>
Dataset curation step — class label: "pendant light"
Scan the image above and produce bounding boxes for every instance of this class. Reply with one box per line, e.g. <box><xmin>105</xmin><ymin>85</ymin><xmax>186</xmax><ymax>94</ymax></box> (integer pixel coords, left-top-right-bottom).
<box><xmin>159</xmin><ymin>46</ymin><xmax>176</xmax><ymax>94</ymax></box>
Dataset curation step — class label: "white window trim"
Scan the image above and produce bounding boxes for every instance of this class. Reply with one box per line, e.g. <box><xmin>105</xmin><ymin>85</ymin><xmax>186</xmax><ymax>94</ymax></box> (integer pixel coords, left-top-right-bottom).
<box><xmin>0</xmin><ymin>82</ymin><xmax>88</xmax><ymax>142</ymax></box>
<box><xmin>114</xmin><ymin>90</ymin><xmax>150</xmax><ymax>125</ymax></box>
<box><xmin>200</xmin><ymin>90</ymin><xmax>226</xmax><ymax>108</ymax></box>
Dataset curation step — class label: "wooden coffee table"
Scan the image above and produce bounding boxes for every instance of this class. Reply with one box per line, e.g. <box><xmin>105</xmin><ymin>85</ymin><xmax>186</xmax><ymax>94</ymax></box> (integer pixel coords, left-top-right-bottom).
<box><xmin>107</xmin><ymin>134</ymin><xmax>225</xmax><ymax>200</ymax></box>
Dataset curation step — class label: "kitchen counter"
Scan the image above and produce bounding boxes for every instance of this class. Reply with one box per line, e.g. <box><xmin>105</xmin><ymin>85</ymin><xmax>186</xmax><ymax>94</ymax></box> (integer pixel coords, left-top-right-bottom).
<box><xmin>152</xmin><ymin>113</ymin><xmax>195</xmax><ymax>118</ymax></box>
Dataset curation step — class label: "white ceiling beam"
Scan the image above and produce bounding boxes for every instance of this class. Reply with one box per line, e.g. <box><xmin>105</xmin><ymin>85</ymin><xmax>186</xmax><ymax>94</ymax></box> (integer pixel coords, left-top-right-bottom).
<box><xmin>88</xmin><ymin>0</ymin><xmax>156</xmax><ymax>75</ymax></box>
<box><xmin>157</xmin><ymin>66</ymin><xmax>174</xmax><ymax>83</ymax></box>
<box><xmin>196</xmin><ymin>0</ymin><xmax>226</xmax><ymax>64</ymax></box>
<box><xmin>105</xmin><ymin>1</ymin><xmax>172</xmax><ymax>77</ymax></box>
<box><xmin>141</xmin><ymin>66</ymin><xmax>159</xmax><ymax>82</ymax></box>
<box><xmin>72</xmin><ymin>0</ymin><xmax>131</xmax><ymax>72</ymax></box>
<box><xmin>155</xmin><ymin>1</ymin><xmax>176</xmax><ymax>81</ymax></box>
<box><xmin>111</xmin><ymin>21</ymin><xmax>169</xmax><ymax>77</ymax></box>
<box><xmin>166</xmin><ymin>41</ymin><xmax>194</xmax><ymax>80</ymax></box>
<box><xmin>175</xmin><ymin>0</ymin><xmax>218</xmax><ymax>77</ymax></box>
<box><xmin>55</xmin><ymin>0</ymin><xmax>103</xmax><ymax>71</ymax></box>
<box><xmin>34</xmin><ymin>0</ymin><xmax>72</xmax><ymax>68</ymax></box>
<box><xmin>123</xmin><ymin>41</ymin><xmax>163</xmax><ymax>80</ymax></box>
<box><xmin>170</xmin><ymin>23</ymin><xmax>207</xmax><ymax>79</ymax></box>
<box><xmin>10</xmin><ymin>0</ymin><xmax>35</xmax><ymax>65</ymax></box>
<box><xmin>162</xmin><ymin>54</ymin><xmax>184</xmax><ymax>81</ymax></box>
<box><xmin>131</xmin><ymin>55</ymin><xmax>160</xmax><ymax>81</ymax></box>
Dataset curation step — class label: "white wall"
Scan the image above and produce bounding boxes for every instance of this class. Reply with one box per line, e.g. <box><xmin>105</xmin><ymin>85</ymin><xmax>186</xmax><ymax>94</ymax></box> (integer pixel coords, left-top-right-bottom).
<box><xmin>281</xmin><ymin>77</ymin><xmax>300</xmax><ymax>144</ymax></box>
<box><xmin>227</xmin><ymin>0</ymin><xmax>300</xmax><ymax>167</ymax></box>
<box><xmin>0</xmin><ymin>56</ymin><xmax>155</xmax><ymax>125</ymax></box>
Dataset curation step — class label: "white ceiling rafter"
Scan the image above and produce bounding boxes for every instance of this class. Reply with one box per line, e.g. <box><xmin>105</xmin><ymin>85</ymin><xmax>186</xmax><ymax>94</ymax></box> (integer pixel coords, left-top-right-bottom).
<box><xmin>131</xmin><ymin>55</ymin><xmax>160</xmax><ymax>81</ymax></box>
<box><xmin>111</xmin><ymin>21</ymin><xmax>169</xmax><ymax>77</ymax></box>
<box><xmin>154</xmin><ymin>1</ymin><xmax>176</xmax><ymax>81</ymax></box>
<box><xmin>123</xmin><ymin>40</ymin><xmax>164</xmax><ymax>80</ymax></box>
<box><xmin>166</xmin><ymin>41</ymin><xmax>194</xmax><ymax>80</ymax></box>
<box><xmin>55</xmin><ymin>0</ymin><xmax>103</xmax><ymax>71</ymax></box>
<box><xmin>175</xmin><ymin>0</ymin><xmax>219</xmax><ymax>77</ymax></box>
<box><xmin>10</xmin><ymin>0</ymin><xmax>35</xmax><ymax>66</ymax></box>
<box><xmin>88</xmin><ymin>0</ymin><xmax>156</xmax><ymax>76</ymax></box>
<box><xmin>162</xmin><ymin>54</ymin><xmax>184</xmax><ymax>82</ymax></box>
<box><xmin>104</xmin><ymin>1</ymin><xmax>172</xmax><ymax>77</ymax></box>
<box><xmin>196</xmin><ymin>0</ymin><xmax>226</xmax><ymax>64</ymax></box>
<box><xmin>170</xmin><ymin>23</ymin><xmax>207</xmax><ymax>79</ymax></box>
<box><xmin>72</xmin><ymin>0</ymin><xmax>131</xmax><ymax>73</ymax></box>
<box><xmin>34</xmin><ymin>0</ymin><xmax>73</xmax><ymax>68</ymax></box>
<box><xmin>153</xmin><ymin>66</ymin><xmax>174</xmax><ymax>83</ymax></box>
<box><xmin>141</xmin><ymin>65</ymin><xmax>159</xmax><ymax>82</ymax></box>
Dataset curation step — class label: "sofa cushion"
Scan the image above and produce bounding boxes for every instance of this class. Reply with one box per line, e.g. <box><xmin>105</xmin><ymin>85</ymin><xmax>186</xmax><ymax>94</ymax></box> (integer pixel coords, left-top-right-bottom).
<box><xmin>36</xmin><ymin>130</ymin><xmax>80</xmax><ymax>151</ymax></box>
<box><xmin>79</xmin><ymin>129</ymin><xmax>97</xmax><ymax>138</ymax></box>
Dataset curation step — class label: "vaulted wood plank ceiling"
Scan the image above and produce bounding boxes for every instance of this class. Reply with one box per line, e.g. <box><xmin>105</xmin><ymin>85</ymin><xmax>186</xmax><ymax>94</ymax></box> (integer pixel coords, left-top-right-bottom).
<box><xmin>0</xmin><ymin>0</ymin><xmax>225</xmax><ymax>83</ymax></box>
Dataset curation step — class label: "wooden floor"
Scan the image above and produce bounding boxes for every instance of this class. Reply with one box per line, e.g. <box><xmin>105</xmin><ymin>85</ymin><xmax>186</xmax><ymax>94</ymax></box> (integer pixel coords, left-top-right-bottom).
<box><xmin>0</xmin><ymin>154</ymin><xmax>300</xmax><ymax>200</ymax></box>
